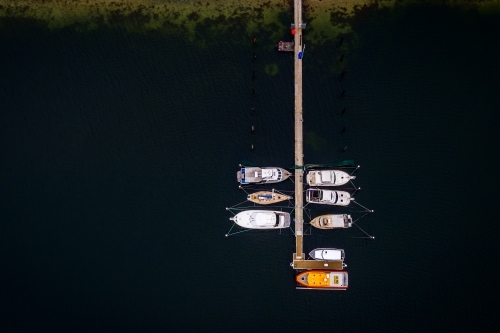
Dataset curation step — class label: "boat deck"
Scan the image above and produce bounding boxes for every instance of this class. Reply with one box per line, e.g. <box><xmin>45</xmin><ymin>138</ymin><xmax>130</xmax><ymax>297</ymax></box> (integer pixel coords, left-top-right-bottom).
<box><xmin>278</xmin><ymin>41</ymin><xmax>294</xmax><ymax>52</ymax></box>
<box><xmin>292</xmin><ymin>254</ymin><xmax>344</xmax><ymax>270</ymax></box>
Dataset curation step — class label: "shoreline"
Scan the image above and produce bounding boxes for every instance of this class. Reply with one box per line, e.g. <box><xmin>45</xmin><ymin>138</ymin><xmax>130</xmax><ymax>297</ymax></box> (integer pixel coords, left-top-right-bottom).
<box><xmin>0</xmin><ymin>1</ymin><xmax>499</xmax><ymax>41</ymax></box>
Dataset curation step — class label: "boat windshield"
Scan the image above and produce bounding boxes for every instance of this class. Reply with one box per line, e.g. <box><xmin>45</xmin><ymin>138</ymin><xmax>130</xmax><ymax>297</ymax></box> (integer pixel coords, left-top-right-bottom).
<box><xmin>310</xmin><ymin>190</ymin><xmax>321</xmax><ymax>199</ymax></box>
<box><xmin>274</xmin><ymin>213</ymin><xmax>280</xmax><ymax>227</ymax></box>
<box><xmin>321</xmin><ymin>190</ymin><xmax>336</xmax><ymax>202</ymax></box>
<box><xmin>332</xmin><ymin>191</ymin><xmax>338</xmax><ymax>203</ymax></box>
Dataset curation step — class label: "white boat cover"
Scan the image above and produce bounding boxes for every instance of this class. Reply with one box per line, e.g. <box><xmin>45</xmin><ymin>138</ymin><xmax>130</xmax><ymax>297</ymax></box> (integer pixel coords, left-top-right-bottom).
<box><xmin>321</xmin><ymin>190</ymin><xmax>334</xmax><ymax>201</ymax></box>
<box><xmin>255</xmin><ymin>213</ymin><xmax>276</xmax><ymax>227</ymax></box>
<box><xmin>331</xmin><ymin>215</ymin><xmax>345</xmax><ymax>228</ymax></box>
<box><xmin>315</xmin><ymin>249</ymin><xmax>342</xmax><ymax>260</ymax></box>
<box><xmin>314</xmin><ymin>172</ymin><xmax>321</xmax><ymax>184</ymax></box>
<box><xmin>262</xmin><ymin>169</ymin><xmax>273</xmax><ymax>178</ymax></box>
<box><xmin>320</xmin><ymin>171</ymin><xmax>332</xmax><ymax>182</ymax></box>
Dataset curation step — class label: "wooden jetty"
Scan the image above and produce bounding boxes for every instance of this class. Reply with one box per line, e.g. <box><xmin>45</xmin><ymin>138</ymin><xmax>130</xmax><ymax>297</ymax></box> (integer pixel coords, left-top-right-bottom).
<box><xmin>278</xmin><ymin>41</ymin><xmax>294</xmax><ymax>52</ymax></box>
<box><xmin>290</xmin><ymin>0</ymin><xmax>343</xmax><ymax>272</ymax></box>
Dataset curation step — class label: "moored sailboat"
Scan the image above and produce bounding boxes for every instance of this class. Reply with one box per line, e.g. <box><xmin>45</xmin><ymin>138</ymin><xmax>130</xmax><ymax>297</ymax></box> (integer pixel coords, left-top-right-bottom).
<box><xmin>247</xmin><ymin>190</ymin><xmax>292</xmax><ymax>205</ymax></box>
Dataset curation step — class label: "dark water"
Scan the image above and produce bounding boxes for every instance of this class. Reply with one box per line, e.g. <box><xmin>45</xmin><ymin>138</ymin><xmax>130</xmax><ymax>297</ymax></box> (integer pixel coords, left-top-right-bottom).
<box><xmin>1</xmin><ymin>4</ymin><xmax>499</xmax><ymax>331</ymax></box>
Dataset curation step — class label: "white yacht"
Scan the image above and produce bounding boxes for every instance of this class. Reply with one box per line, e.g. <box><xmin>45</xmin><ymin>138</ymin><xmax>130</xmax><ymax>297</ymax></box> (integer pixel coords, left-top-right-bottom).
<box><xmin>306</xmin><ymin>170</ymin><xmax>355</xmax><ymax>186</ymax></box>
<box><xmin>237</xmin><ymin>166</ymin><xmax>291</xmax><ymax>185</ymax></box>
<box><xmin>306</xmin><ymin>189</ymin><xmax>353</xmax><ymax>206</ymax></box>
<box><xmin>229</xmin><ymin>210</ymin><xmax>290</xmax><ymax>229</ymax></box>
<box><xmin>309</xmin><ymin>248</ymin><xmax>345</xmax><ymax>261</ymax></box>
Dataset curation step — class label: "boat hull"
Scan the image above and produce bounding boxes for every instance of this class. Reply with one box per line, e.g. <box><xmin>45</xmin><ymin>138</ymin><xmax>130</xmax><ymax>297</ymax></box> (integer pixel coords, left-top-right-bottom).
<box><xmin>247</xmin><ymin>191</ymin><xmax>292</xmax><ymax>205</ymax></box>
<box><xmin>306</xmin><ymin>170</ymin><xmax>355</xmax><ymax>187</ymax></box>
<box><xmin>237</xmin><ymin>167</ymin><xmax>291</xmax><ymax>185</ymax></box>
<box><xmin>229</xmin><ymin>210</ymin><xmax>291</xmax><ymax>229</ymax></box>
<box><xmin>310</xmin><ymin>214</ymin><xmax>353</xmax><ymax>229</ymax></box>
<box><xmin>306</xmin><ymin>189</ymin><xmax>352</xmax><ymax>206</ymax></box>
<box><xmin>309</xmin><ymin>248</ymin><xmax>345</xmax><ymax>261</ymax></box>
<box><xmin>296</xmin><ymin>270</ymin><xmax>348</xmax><ymax>289</ymax></box>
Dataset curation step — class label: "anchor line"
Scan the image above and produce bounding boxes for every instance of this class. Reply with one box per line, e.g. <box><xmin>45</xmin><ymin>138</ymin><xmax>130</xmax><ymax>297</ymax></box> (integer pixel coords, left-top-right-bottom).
<box><xmin>239</xmin><ymin>186</ymin><xmax>250</xmax><ymax>195</ymax></box>
<box><xmin>352</xmin><ymin>200</ymin><xmax>373</xmax><ymax>212</ymax></box>
<box><xmin>227</xmin><ymin>199</ymin><xmax>252</xmax><ymax>210</ymax></box>
<box><xmin>352</xmin><ymin>212</ymin><xmax>370</xmax><ymax>225</ymax></box>
<box><xmin>226</xmin><ymin>228</ymin><xmax>253</xmax><ymax>237</ymax></box>
<box><xmin>353</xmin><ymin>223</ymin><xmax>374</xmax><ymax>239</ymax></box>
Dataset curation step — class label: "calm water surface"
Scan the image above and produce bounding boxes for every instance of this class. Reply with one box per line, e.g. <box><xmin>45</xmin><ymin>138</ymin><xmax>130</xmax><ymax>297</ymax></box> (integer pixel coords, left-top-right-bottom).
<box><xmin>1</xmin><ymin>4</ymin><xmax>499</xmax><ymax>331</ymax></box>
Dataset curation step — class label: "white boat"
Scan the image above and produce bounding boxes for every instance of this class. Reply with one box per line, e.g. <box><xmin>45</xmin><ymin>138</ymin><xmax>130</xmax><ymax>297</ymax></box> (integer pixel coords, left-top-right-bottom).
<box><xmin>306</xmin><ymin>189</ymin><xmax>353</xmax><ymax>206</ymax></box>
<box><xmin>309</xmin><ymin>248</ymin><xmax>345</xmax><ymax>261</ymax></box>
<box><xmin>237</xmin><ymin>166</ymin><xmax>291</xmax><ymax>185</ymax></box>
<box><xmin>229</xmin><ymin>210</ymin><xmax>290</xmax><ymax>229</ymax></box>
<box><xmin>310</xmin><ymin>214</ymin><xmax>353</xmax><ymax>229</ymax></box>
<box><xmin>306</xmin><ymin>170</ymin><xmax>355</xmax><ymax>186</ymax></box>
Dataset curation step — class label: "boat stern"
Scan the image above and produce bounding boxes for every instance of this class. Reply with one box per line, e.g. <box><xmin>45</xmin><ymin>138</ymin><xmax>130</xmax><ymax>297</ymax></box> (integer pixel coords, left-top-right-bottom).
<box><xmin>329</xmin><ymin>271</ymin><xmax>348</xmax><ymax>289</ymax></box>
<box><xmin>305</xmin><ymin>172</ymin><xmax>312</xmax><ymax>185</ymax></box>
<box><xmin>306</xmin><ymin>189</ymin><xmax>319</xmax><ymax>203</ymax></box>
<box><xmin>345</xmin><ymin>214</ymin><xmax>353</xmax><ymax>228</ymax></box>
<box><xmin>279</xmin><ymin>212</ymin><xmax>291</xmax><ymax>228</ymax></box>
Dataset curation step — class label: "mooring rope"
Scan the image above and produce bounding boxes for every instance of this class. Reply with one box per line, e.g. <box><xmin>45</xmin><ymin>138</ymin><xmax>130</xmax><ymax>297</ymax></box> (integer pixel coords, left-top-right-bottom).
<box><xmin>303</xmin><ymin>208</ymin><xmax>312</xmax><ymax>221</ymax></box>
<box><xmin>351</xmin><ymin>212</ymin><xmax>370</xmax><ymax>225</ymax></box>
<box><xmin>352</xmin><ymin>223</ymin><xmax>374</xmax><ymax>239</ymax></box>
<box><xmin>226</xmin><ymin>199</ymin><xmax>251</xmax><ymax>210</ymax></box>
<box><xmin>352</xmin><ymin>200</ymin><xmax>373</xmax><ymax>212</ymax></box>
<box><xmin>238</xmin><ymin>186</ymin><xmax>250</xmax><ymax>195</ymax></box>
<box><xmin>225</xmin><ymin>228</ymin><xmax>252</xmax><ymax>237</ymax></box>
<box><xmin>225</xmin><ymin>222</ymin><xmax>236</xmax><ymax>236</ymax></box>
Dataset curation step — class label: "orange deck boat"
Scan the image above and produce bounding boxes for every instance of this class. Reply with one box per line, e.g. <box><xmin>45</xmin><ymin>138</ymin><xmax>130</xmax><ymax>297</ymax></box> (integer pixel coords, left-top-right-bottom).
<box><xmin>296</xmin><ymin>270</ymin><xmax>348</xmax><ymax>290</ymax></box>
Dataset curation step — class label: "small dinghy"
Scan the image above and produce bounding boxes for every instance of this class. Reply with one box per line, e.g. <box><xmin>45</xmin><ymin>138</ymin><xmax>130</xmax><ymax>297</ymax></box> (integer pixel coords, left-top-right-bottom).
<box><xmin>247</xmin><ymin>190</ymin><xmax>292</xmax><ymax>205</ymax></box>
<box><xmin>310</xmin><ymin>214</ymin><xmax>353</xmax><ymax>229</ymax></box>
<box><xmin>309</xmin><ymin>248</ymin><xmax>345</xmax><ymax>261</ymax></box>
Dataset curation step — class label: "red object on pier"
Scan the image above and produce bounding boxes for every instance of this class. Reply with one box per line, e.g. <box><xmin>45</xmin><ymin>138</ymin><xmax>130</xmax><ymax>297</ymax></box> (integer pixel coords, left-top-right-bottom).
<box><xmin>291</xmin><ymin>28</ymin><xmax>296</xmax><ymax>35</ymax></box>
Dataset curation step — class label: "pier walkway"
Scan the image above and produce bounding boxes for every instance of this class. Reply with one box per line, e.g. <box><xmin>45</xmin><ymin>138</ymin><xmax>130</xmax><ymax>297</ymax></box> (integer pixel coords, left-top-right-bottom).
<box><xmin>293</xmin><ymin>0</ymin><xmax>304</xmax><ymax>262</ymax></box>
<box><xmin>291</xmin><ymin>0</ymin><xmax>343</xmax><ymax>271</ymax></box>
